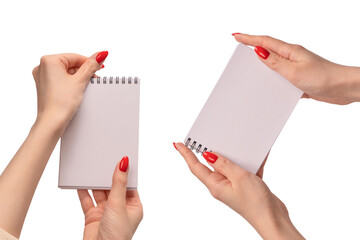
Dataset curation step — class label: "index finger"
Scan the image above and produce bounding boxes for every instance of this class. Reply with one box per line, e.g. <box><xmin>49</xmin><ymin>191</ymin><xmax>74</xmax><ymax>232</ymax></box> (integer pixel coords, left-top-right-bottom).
<box><xmin>256</xmin><ymin>152</ymin><xmax>269</xmax><ymax>179</ymax></box>
<box><xmin>56</xmin><ymin>53</ymin><xmax>88</xmax><ymax>70</ymax></box>
<box><xmin>77</xmin><ymin>189</ymin><xmax>94</xmax><ymax>214</ymax></box>
<box><xmin>175</xmin><ymin>142</ymin><xmax>213</xmax><ymax>188</ymax></box>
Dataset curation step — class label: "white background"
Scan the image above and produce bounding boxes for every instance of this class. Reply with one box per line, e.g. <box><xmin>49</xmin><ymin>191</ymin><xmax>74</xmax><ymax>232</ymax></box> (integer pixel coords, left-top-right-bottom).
<box><xmin>0</xmin><ymin>0</ymin><xmax>359</xmax><ymax>239</ymax></box>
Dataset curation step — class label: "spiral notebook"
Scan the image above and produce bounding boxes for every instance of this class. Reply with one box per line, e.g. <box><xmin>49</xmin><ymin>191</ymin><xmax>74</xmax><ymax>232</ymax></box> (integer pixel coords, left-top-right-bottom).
<box><xmin>59</xmin><ymin>76</ymin><xmax>140</xmax><ymax>189</ymax></box>
<box><xmin>185</xmin><ymin>43</ymin><xmax>303</xmax><ymax>174</ymax></box>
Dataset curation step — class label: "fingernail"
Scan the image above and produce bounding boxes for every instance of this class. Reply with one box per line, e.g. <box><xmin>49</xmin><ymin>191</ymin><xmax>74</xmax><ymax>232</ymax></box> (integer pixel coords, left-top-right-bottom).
<box><xmin>203</xmin><ymin>152</ymin><xmax>218</xmax><ymax>164</ymax></box>
<box><xmin>173</xmin><ymin>142</ymin><xmax>178</xmax><ymax>151</ymax></box>
<box><xmin>101</xmin><ymin>64</ymin><xmax>105</xmax><ymax>69</ymax></box>
<box><xmin>119</xmin><ymin>156</ymin><xmax>129</xmax><ymax>172</ymax></box>
<box><xmin>232</xmin><ymin>32</ymin><xmax>241</xmax><ymax>36</ymax></box>
<box><xmin>96</xmin><ymin>51</ymin><xmax>108</xmax><ymax>64</ymax></box>
<box><xmin>254</xmin><ymin>46</ymin><xmax>270</xmax><ymax>59</ymax></box>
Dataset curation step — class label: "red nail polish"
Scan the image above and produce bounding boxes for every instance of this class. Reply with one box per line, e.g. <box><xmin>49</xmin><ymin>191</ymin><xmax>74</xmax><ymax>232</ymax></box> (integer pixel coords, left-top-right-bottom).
<box><xmin>232</xmin><ymin>33</ymin><xmax>241</xmax><ymax>36</ymax></box>
<box><xmin>203</xmin><ymin>152</ymin><xmax>218</xmax><ymax>164</ymax></box>
<box><xmin>96</xmin><ymin>51</ymin><xmax>108</xmax><ymax>63</ymax></box>
<box><xmin>254</xmin><ymin>46</ymin><xmax>270</xmax><ymax>59</ymax></box>
<box><xmin>173</xmin><ymin>142</ymin><xmax>178</xmax><ymax>151</ymax></box>
<box><xmin>119</xmin><ymin>156</ymin><xmax>129</xmax><ymax>172</ymax></box>
<box><xmin>101</xmin><ymin>64</ymin><xmax>105</xmax><ymax>69</ymax></box>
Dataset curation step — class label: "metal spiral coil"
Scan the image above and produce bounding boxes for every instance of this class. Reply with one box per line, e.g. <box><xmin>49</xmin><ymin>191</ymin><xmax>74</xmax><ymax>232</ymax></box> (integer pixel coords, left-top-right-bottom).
<box><xmin>90</xmin><ymin>76</ymin><xmax>139</xmax><ymax>84</ymax></box>
<box><xmin>184</xmin><ymin>137</ymin><xmax>209</xmax><ymax>155</ymax></box>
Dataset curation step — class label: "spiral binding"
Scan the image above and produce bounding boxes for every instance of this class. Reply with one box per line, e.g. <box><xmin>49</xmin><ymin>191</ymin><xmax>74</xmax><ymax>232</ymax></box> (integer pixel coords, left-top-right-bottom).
<box><xmin>185</xmin><ymin>137</ymin><xmax>209</xmax><ymax>155</ymax></box>
<box><xmin>90</xmin><ymin>76</ymin><xmax>139</xmax><ymax>84</ymax></box>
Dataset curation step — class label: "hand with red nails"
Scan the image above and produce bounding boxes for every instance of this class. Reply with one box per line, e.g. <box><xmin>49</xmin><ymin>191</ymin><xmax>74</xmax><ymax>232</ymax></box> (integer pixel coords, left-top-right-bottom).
<box><xmin>233</xmin><ymin>33</ymin><xmax>360</xmax><ymax>105</ymax></box>
<box><xmin>174</xmin><ymin>142</ymin><xmax>304</xmax><ymax>240</ymax></box>
<box><xmin>32</xmin><ymin>51</ymin><xmax>108</xmax><ymax>133</ymax></box>
<box><xmin>78</xmin><ymin>156</ymin><xmax>143</xmax><ymax>240</ymax></box>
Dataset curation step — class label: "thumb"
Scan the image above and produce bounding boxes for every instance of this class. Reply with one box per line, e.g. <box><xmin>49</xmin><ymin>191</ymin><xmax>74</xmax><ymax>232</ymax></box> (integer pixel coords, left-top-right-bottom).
<box><xmin>254</xmin><ymin>46</ymin><xmax>294</xmax><ymax>79</ymax></box>
<box><xmin>107</xmin><ymin>155</ymin><xmax>129</xmax><ymax>207</ymax></box>
<box><xmin>75</xmin><ymin>50</ymin><xmax>108</xmax><ymax>84</ymax></box>
<box><xmin>202</xmin><ymin>151</ymin><xmax>243</xmax><ymax>180</ymax></box>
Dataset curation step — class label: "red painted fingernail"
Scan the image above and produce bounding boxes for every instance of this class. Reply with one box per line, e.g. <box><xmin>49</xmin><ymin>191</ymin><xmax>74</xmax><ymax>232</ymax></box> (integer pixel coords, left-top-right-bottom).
<box><xmin>101</xmin><ymin>64</ymin><xmax>105</xmax><ymax>69</ymax></box>
<box><xmin>119</xmin><ymin>156</ymin><xmax>129</xmax><ymax>172</ymax></box>
<box><xmin>96</xmin><ymin>51</ymin><xmax>108</xmax><ymax>63</ymax></box>
<box><xmin>203</xmin><ymin>152</ymin><xmax>218</xmax><ymax>164</ymax></box>
<box><xmin>254</xmin><ymin>46</ymin><xmax>270</xmax><ymax>59</ymax></box>
<box><xmin>173</xmin><ymin>142</ymin><xmax>178</xmax><ymax>151</ymax></box>
<box><xmin>232</xmin><ymin>33</ymin><xmax>241</xmax><ymax>36</ymax></box>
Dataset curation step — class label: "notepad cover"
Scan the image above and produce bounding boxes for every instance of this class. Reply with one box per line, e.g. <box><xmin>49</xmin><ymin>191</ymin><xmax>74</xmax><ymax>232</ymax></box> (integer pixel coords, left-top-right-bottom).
<box><xmin>185</xmin><ymin>43</ymin><xmax>302</xmax><ymax>174</ymax></box>
<box><xmin>59</xmin><ymin>77</ymin><xmax>140</xmax><ymax>189</ymax></box>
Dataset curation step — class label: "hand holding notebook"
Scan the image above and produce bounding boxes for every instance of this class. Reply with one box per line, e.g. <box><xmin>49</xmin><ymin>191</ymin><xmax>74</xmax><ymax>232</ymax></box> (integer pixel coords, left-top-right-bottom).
<box><xmin>174</xmin><ymin>143</ymin><xmax>304</xmax><ymax>239</ymax></box>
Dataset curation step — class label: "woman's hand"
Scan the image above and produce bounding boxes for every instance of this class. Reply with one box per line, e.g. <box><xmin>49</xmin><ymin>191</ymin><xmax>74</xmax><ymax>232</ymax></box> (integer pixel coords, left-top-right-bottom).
<box><xmin>0</xmin><ymin>52</ymin><xmax>107</xmax><ymax>238</ymax></box>
<box><xmin>233</xmin><ymin>33</ymin><xmax>360</xmax><ymax>105</ymax></box>
<box><xmin>78</xmin><ymin>156</ymin><xmax>143</xmax><ymax>240</ymax></box>
<box><xmin>174</xmin><ymin>143</ymin><xmax>304</xmax><ymax>240</ymax></box>
<box><xmin>32</xmin><ymin>51</ymin><xmax>108</xmax><ymax>132</ymax></box>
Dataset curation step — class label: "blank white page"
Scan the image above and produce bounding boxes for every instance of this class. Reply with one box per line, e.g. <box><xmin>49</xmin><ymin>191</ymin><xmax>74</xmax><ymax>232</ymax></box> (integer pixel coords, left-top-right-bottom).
<box><xmin>185</xmin><ymin>43</ymin><xmax>303</xmax><ymax>174</ymax></box>
<box><xmin>59</xmin><ymin>77</ymin><xmax>140</xmax><ymax>189</ymax></box>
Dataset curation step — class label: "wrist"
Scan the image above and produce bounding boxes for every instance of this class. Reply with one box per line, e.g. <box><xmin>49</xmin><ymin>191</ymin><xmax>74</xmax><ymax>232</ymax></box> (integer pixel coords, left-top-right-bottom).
<box><xmin>34</xmin><ymin>111</ymin><xmax>69</xmax><ymax>138</ymax></box>
<box><xmin>248</xmin><ymin>201</ymin><xmax>304</xmax><ymax>240</ymax></box>
<box><xmin>254</xmin><ymin>214</ymin><xmax>304</xmax><ymax>240</ymax></box>
<box><xmin>336</xmin><ymin>65</ymin><xmax>360</xmax><ymax>103</ymax></box>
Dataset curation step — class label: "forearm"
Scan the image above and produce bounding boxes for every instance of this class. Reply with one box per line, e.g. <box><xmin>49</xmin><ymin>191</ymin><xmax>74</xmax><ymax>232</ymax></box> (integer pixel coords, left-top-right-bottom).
<box><xmin>0</xmin><ymin>116</ymin><xmax>64</xmax><ymax>238</ymax></box>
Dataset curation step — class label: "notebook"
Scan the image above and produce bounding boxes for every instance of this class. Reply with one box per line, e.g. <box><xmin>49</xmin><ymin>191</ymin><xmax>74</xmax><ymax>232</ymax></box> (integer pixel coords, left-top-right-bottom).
<box><xmin>185</xmin><ymin>43</ymin><xmax>303</xmax><ymax>174</ymax></box>
<box><xmin>59</xmin><ymin>76</ymin><xmax>140</xmax><ymax>189</ymax></box>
